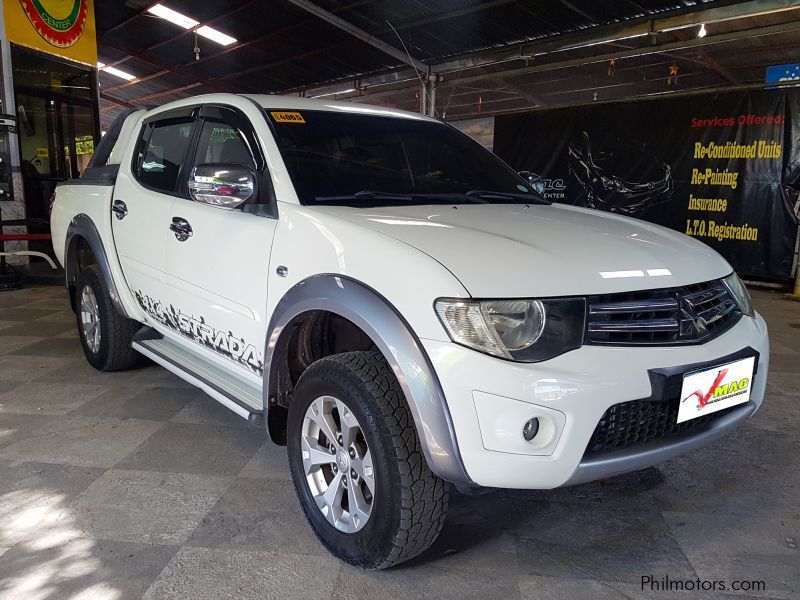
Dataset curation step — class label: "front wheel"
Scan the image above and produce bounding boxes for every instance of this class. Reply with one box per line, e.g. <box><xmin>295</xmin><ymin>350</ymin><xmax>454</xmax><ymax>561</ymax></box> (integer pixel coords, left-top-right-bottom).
<box><xmin>287</xmin><ymin>351</ymin><xmax>449</xmax><ymax>569</ymax></box>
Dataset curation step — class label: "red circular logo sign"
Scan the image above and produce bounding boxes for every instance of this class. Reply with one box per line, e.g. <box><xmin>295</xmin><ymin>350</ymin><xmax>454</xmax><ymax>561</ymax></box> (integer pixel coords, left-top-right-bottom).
<box><xmin>19</xmin><ymin>0</ymin><xmax>88</xmax><ymax>48</ymax></box>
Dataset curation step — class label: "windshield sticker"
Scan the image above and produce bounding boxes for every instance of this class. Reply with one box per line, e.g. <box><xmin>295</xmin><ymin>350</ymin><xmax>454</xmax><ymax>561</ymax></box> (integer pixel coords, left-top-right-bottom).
<box><xmin>134</xmin><ymin>290</ymin><xmax>263</xmax><ymax>375</ymax></box>
<box><xmin>271</xmin><ymin>111</ymin><xmax>306</xmax><ymax>124</ymax></box>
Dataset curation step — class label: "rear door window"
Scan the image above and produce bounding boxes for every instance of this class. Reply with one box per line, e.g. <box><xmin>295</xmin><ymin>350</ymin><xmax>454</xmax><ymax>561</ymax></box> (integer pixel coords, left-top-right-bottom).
<box><xmin>135</xmin><ymin>118</ymin><xmax>194</xmax><ymax>194</ymax></box>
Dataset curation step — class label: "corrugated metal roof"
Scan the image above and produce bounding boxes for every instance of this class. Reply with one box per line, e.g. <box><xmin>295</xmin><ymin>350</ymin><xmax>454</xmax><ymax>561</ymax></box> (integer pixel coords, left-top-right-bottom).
<box><xmin>96</xmin><ymin>0</ymin><xmax>799</xmax><ymax>125</ymax></box>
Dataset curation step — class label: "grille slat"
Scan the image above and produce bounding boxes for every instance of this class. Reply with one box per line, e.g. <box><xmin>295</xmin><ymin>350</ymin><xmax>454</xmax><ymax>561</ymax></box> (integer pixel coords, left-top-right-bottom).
<box><xmin>589</xmin><ymin>298</ymin><xmax>678</xmax><ymax>314</ymax></box>
<box><xmin>586</xmin><ymin>279</ymin><xmax>741</xmax><ymax>346</ymax></box>
<box><xmin>588</xmin><ymin>318</ymin><xmax>679</xmax><ymax>333</ymax></box>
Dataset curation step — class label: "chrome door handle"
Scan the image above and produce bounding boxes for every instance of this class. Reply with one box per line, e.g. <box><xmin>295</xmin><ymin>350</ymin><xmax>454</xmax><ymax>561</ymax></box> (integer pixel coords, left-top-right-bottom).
<box><xmin>170</xmin><ymin>217</ymin><xmax>193</xmax><ymax>242</ymax></box>
<box><xmin>112</xmin><ymin>199</ymin><xmax>128</xmax><ymax>220</ymax></box>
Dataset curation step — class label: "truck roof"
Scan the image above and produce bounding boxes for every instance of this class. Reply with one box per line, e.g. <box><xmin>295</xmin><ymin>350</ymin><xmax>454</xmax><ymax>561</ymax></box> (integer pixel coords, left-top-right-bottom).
<box><xmin>136</xmin><ymin>92</ymin><xmax>436</xmax><ymax>123</ymax></box>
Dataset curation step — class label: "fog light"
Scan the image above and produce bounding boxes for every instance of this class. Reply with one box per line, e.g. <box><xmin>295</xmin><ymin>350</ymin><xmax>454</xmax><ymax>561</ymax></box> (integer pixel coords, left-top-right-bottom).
<box><xmin>522</xmin><ymin>417</ymin><xmax>540</xmax><ymax>441</ymax></box>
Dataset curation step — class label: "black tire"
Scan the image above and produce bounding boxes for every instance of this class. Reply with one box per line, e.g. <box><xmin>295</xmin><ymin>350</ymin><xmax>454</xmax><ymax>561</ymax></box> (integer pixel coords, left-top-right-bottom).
<box><xmin>74</xmin><ymin>264</ymin><xmax>140</xmax><ymax>371</ymax></box>
<box><xmin>287</xmin><ymin>351</ymin><xmax>449</xmax><ymax>569</ymax></box>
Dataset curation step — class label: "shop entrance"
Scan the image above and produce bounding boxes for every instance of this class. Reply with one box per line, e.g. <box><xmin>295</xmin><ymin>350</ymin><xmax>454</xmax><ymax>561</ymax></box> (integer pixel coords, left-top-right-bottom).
<box><xmin>10</xmin><ymin>45</ymin><xmax>99</xmax><ymax>255</ymax></box>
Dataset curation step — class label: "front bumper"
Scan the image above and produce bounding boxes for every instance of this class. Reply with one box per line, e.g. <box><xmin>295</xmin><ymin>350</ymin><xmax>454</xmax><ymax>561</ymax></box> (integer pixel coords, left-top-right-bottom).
<box><xmin>422</xmin><ymin>312</ymin><xmax>769</xmax><ymax>489</ymax></box>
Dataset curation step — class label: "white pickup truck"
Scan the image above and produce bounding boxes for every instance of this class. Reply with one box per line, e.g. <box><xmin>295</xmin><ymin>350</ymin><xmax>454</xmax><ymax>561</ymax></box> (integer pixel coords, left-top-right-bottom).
<box><xmin>51</xmin><ymin>93</ymin><xmax>769</xmax><ymax>569</ymax></box>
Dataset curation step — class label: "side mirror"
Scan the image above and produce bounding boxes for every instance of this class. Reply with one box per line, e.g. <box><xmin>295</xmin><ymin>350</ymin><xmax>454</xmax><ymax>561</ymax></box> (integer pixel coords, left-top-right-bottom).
<box><xmin>188</xmin><ymin>163</ymin><xmax>256</xmax><ymax>209</ymax></box>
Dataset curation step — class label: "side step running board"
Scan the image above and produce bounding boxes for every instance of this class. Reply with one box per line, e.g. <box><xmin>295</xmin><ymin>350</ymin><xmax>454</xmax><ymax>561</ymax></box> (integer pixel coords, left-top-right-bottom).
<box><xmin>132</xmin><ymin>328</ymin><xmax>264</xmax><ymax>427</ymax></box>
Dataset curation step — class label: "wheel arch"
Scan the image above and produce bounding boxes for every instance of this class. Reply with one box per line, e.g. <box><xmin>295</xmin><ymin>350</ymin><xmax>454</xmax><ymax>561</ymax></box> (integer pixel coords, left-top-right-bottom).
<box><xmin>64</xmin><ymin>214</ymin><xmax>129</xmax><ymax>317</ymax></box>
<box><xmin>263</xmin><ymin>274</ymin><xmax>472</xmax><ymax>486</ymax></box>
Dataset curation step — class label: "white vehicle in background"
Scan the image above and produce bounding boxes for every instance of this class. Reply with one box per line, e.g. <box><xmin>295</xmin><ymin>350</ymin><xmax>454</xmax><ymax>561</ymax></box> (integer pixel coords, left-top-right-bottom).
<box><xmin>50</xmin><ymin>94</ymin><xmax>769</xmax><ymax>569</ymax></box>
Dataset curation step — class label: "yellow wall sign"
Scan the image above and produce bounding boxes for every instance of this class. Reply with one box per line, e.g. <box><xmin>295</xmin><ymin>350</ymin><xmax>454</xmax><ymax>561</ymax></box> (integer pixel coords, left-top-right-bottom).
<box><xmin>36</xmin><ymin>147</ymin><xmax>49</xmax><ymax>158</ymax></box>
<box><xmin>271</xmin><ymin>111</ymin><xmax>306</xmax><ymax>124</ymax></box>
<box><xmin>4</xmin><ymin>0</ymin><xmax>98</xmax><ymax>65</ymax></box>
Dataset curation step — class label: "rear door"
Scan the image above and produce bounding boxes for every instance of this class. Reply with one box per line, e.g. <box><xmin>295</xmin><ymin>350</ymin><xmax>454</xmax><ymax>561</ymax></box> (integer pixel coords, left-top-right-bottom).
<box><xmin>163</xmin><ymin>104</ymin><xmax>276</xmax><ymax>378</ymax></box>
<box><xmin>111</xmin><ymin>108</ymin><xmax>197</xmax><ymax>328</ymax></box>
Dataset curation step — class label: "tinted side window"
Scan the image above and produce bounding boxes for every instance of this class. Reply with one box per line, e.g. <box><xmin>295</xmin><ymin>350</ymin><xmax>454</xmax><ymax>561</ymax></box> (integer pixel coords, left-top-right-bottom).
<box><xmin>136</xmin><ymin>118</ymin><xmax>194</xmax><ymax>193</ymax></box>
<box><xmin>192</xmin><ymin>120</ymin><xmax>255</xmax><ymax>169</ymax></box>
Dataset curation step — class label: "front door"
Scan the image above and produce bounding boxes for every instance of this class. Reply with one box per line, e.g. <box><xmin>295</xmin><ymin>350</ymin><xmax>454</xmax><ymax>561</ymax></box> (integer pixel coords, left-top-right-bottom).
<box><xmin>164</xmin><ymin>108</ymin><xmax>276</xmax><ymax>380</ymax></box>
<box><xmin>112</xmin><ymin>110</ymin><xmax>196</xmax><ymax>327</ymax></box>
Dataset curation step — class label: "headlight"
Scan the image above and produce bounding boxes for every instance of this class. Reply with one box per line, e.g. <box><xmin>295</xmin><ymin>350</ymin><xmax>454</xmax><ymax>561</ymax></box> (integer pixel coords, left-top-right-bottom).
<box><xmin>435</xmin><ymin>298</ymin><xmax>585</xmax><ymax>362</ymax></box>
<box><xmin>723</xmin><ymin>272</ymin><xmax>754</xmax><ymax>317</ymax></box>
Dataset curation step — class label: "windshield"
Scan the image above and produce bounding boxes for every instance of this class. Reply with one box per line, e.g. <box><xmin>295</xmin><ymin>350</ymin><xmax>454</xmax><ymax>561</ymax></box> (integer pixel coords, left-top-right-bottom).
<box><xmin>266</xmin><ymin>109</ymin><xmax>540</xmax><ymax>206</ymax></box>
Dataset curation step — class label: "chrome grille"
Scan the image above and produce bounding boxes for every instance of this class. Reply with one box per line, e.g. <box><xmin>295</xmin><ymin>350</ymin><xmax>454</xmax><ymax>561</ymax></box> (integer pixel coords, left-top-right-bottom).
<box><xmin>586</xmin><ymin>279</ymin><xmax>741</xmax><ymax>345</ymax></box>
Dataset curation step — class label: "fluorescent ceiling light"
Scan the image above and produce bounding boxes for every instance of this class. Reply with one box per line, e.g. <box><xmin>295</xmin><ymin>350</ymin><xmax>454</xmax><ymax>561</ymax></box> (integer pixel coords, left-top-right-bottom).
<box><xmin>196</xmin><ymin>25</ymin><xmax>237</xmax><ymax>45</ymax></box>
<box><xmin>147</xmin><ymin>4</ymin><xmax>198</xmax><ymax>29</ymax></box>
<box><xmin>98</xmin><ymin>62</ymin><xmax>136</xmax><ymax>80</ymax></box>
<box><xmin>147</xmin><ymin>4</ymin><xmax>237</xmax><ymax>45</ymax></box>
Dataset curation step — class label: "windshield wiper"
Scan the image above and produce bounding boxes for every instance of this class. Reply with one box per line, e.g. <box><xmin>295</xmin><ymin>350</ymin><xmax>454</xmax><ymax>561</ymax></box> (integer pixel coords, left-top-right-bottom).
<box><xmin>314</xmin><ymin>190</ymin><xmax>415</xmax><ymax>202</ymax></box>
<box><xmin>465</xmin><ymin>189</ymin><xmax>551</xmax><ymax>204</ymax></box>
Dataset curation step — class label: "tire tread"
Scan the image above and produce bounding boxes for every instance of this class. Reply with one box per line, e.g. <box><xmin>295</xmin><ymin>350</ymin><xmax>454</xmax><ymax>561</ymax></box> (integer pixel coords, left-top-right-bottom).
<box><xmin>297</xmin><ymin>351</ymin><xmax>448</xmax><ymax>569</ymax></box>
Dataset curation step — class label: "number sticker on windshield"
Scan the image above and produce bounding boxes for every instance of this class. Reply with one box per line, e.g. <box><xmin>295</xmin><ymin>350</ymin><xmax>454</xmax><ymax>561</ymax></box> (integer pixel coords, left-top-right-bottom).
<box><xmin>271</xmin><ymin>111</ymin><xmax>306</xmax><ymax>124</ymax></box>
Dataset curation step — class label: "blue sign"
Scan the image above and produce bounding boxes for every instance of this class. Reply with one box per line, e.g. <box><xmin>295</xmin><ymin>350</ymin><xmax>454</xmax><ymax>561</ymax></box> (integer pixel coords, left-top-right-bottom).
<box><xmin>765</xmin><ymin>63</ymin><xmax>800</xmax><ymax>84</ymax></box>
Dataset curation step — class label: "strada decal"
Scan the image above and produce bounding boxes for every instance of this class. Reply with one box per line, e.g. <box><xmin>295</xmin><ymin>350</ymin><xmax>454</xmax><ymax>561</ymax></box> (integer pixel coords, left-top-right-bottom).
<box><xmin>133</xmin><ymin>290</ymin><xmax>263</xmax><ymax>375</ymax></box>
<box><xmin>19</xmin><ymin>0</ymin><xmax>89</xmax><ymax>48</ymax></box>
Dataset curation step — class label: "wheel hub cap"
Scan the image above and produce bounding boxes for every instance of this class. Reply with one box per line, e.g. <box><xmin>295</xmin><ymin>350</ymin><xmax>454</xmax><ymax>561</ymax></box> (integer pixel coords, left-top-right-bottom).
<box><xmin>80</xmin><ymin>285</ymin><xmax>101</xmax><ymax>354</ymax></box>
<box><xmin>301</xmin><ymin>395</ymin><xmax>375</xmax><ymax>533</ymax></box>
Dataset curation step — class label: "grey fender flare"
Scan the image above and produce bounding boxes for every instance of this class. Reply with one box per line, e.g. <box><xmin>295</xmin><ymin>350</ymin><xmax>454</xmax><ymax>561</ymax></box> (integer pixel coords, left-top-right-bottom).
<box><xmin>64</xmin><ymin>214</ymin><xmax>130</xmax><ymax>318</ymax></box>
<box><xmin>263</xmin><ymin>274</ymin><xmax>472</xmax><ymax>486</ymax></box>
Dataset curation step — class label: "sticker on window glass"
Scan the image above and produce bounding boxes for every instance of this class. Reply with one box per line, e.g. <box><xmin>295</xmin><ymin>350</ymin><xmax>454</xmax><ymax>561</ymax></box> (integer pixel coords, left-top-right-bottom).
<box><xmin>270</xmin><ymin>111</ymin><xmax>305</xmax><ymax>124</ymax></box>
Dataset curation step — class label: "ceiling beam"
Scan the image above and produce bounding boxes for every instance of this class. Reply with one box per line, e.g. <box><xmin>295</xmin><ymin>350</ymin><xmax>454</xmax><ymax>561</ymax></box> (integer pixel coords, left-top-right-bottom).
<box><xmin>101</xmin><ymin>40</ymin><xmax>237</xmax><ymax>93</ymax></box>
<box><xmin>445</xmin><ymin>19</ymin><xmax>800</xmax><ymax>87</ymax></box>
<box><xmin>291</xmin><ymin>0</ymin><xmax>800</xmax><ymax>100</ymax></box>
<box><xmin>104</xmin><ymin>1</ymin><xmax>256</xmax><ymax>69</ymax></box>
<box><xmin>99</xmin><ymin>91</ymin><xmax>136</xmax><ymax>109</ymax></box>
<box><xmin>283</xmin><ymin>0</ymin><xmax>428</xmax><ymax>73</ymax></box>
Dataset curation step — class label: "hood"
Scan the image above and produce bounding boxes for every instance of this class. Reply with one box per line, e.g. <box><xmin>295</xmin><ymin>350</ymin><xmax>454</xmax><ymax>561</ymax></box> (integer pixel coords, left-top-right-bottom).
<box><xmin>308</xmin><ymin>203</ymin><xmax>731</xmax><ymax>298</ymax></box>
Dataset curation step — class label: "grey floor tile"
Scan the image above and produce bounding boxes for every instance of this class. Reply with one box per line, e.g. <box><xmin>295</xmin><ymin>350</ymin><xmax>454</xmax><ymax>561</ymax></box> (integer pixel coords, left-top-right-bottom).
<box><xmin>514</xmin><ymin>504</ymin><xmax>697</xmax><ymax>584</ymax></box>
<box><xmin>7</xmin><ymin>337</ymin><xmax>84</xmax><ymax>358</ymax></box>
<box><xmin>332</xmin><ymin>561</ymin><xmax>522</xmax><ymax>600</ymax></box>
<box><xmin>68</xmin><ymin>470</ymin><xmax>232</xmax><ymax>545</ymax></box>
<box><xmin>238</xmin><ymin>442</ymin><xmax>290</xmax><ymax>479</ymax></box>
<box><xmin>0</xmin><ymin>412</ymin><xmax>56</xmax><ymax>450</ymax></box>
<box><xmin>0</xmin><ymin>416</ymin><xmax>163</xmax><ymax>468</ymax></box>
<box><xmin>0</xmin><ymin>320</ymin><xmax>74</xmax><ymax>338</ymax></box>
<box><xmin>0</xmin><ymin>461</ymin><xmax>106</xmax><ymax>549</ymax></box>
<box><xmin>0</xmin><ymin>356</ymin><xmax>78</xmax><ymax>382</ymax></box>
<box><xmin>519</xmin><ymin>576</ymin><xmax>630</xmax><ymax>600</ymax></box>
<box><xmin>0</xmin><ymin>337</ymin><xmax>42</xmax><ymax>356</ymax></box>
<box><xmin>71</xmin><ymin>386</ymin><xmax>198</xmax><ymax>420</ymax></box>
<box><xmin>0</xmin><ymin>382</ymin><xmax>110</xmax><ymax>415</ymax></box>
<box><xmin>0</xmin><ymin>308</ymin><xmax>59</xmax><ymax>322</ymax></box>
<box><xmin>115</xmin><ymin>421</ymin><xmax>264</xmax><ymax>475</ymax></box>
<box><xmin>143</xmin><ymin>547</ymin><xmax>342</xmax><ymax>600</ymax></box>
<box><xmin>0</xmin><ymin>538</ymin><xmax>179</xmax><ymax>600</ymax></box>
<box><xmin>186</xmin><ymin>477</ymin><xmax>325</xmax><ymax>555</ymax></box>
<box><xmin>35</xmin><ymin>358</ymin><xmax>148</xmax><ymax>385</ymax></box>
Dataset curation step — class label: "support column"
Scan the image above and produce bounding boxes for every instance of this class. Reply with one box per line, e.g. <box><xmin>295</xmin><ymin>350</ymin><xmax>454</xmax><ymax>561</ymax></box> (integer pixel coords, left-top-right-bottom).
<box><xmin>0</xmin><ymin>2</ymin><xmax>28</xmax><ymax>268</ymax></box>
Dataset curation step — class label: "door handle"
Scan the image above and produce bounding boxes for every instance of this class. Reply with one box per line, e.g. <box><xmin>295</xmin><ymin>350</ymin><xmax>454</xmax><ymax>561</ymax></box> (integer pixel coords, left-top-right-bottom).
<box><xmin>170</xmin><ymin>217</ymin><xmax>193</xmax><ymax>242</ymax></box>
<box><xmin>112</xmin><ymin>199</ymin><xmax>128</xmax><ymax>220</ymax></box>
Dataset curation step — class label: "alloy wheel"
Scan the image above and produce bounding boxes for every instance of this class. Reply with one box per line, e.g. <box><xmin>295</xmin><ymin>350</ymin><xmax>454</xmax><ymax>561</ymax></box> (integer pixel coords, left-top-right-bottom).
<box><xmin>80</xmin><ymin>285</ymin><xmax>101</xmax><ymax>353</ymax></box>
<box><xmin>301</xmin><ymin>395</ymin><xmax>375</xmax><ymax>533</ymax></box>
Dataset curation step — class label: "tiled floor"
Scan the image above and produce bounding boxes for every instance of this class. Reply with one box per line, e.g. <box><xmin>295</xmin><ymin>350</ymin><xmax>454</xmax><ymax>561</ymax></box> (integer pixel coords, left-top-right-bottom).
<box><xmin>0</xmin><ymin>285</ymin><xmax>798</xmax><ymax>599</ymax></box>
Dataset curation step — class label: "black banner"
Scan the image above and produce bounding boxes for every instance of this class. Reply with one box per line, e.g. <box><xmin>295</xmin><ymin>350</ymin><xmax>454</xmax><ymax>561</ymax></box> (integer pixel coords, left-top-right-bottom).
<box><xmin>494</xmin><ymin>89</ymin><xmax>800</xmax><ymax>281</ymax></box>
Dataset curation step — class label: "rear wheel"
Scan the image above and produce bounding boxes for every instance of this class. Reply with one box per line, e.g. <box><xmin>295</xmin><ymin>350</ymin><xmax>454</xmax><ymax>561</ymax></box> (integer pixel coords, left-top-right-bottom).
<box><xmin>74</xmin><ymin>265</ymin><xmax>140</xmax><ymax>371</ymax></box>
<box><xmin>287</xmin><ymin>351</ymin><xmax>449</xmax><ymax>569</ymax></box>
